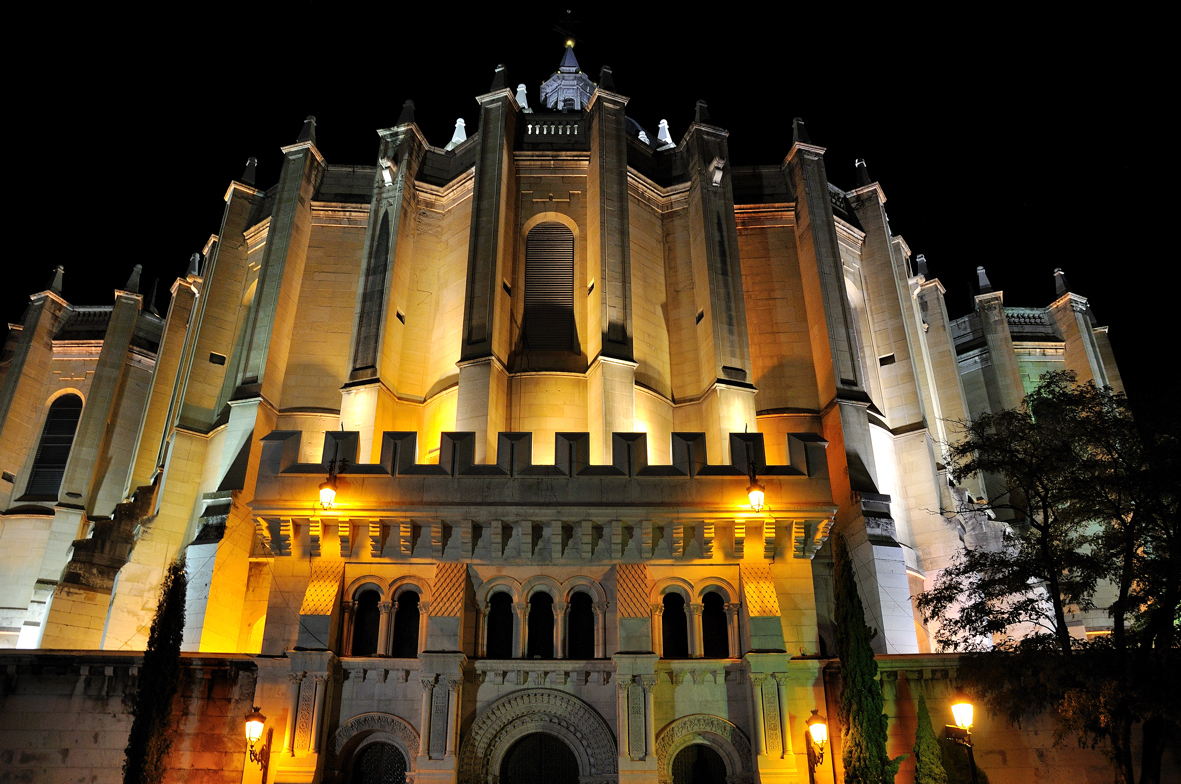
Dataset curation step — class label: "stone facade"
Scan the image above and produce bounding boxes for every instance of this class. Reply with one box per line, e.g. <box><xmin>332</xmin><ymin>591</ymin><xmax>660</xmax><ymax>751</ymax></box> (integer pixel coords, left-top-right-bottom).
<box><xmin>0</xmin><ymin>43</ymin><xmax>1136</xmax><ymax>784</ymax></box>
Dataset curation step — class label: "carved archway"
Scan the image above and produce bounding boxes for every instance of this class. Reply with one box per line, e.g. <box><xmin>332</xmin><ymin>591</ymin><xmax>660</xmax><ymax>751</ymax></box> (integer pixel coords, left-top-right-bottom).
<box><xmin>655</xmin><ymin>714</ymin><xmax>753</xmax><ymax>784</ymax></box>
<box><xmin>457</xmin><ymin>689</ymin><xmax>617</xmax><ymax>784</ymax></box>
<box><xmin>328</xmin><ymin>712</ymin><xmax>419</xmax><ymax>783</ymax></box>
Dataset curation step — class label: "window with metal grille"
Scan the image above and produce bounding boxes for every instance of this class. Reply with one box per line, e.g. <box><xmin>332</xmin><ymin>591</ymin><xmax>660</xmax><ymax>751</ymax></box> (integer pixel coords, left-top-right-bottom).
<box><xmin>353</xmin><ymin>742</ymin><xmax>407</xmax><ymax>784</ymax></box>
<box><xmin>24</xmin><ymin>395</ymin><xmax>82</xmax><ymax>499</ymax></box>
<box><xmin>523</xmin><ymin>223</ymin><xmax>575</xmax><ymax>352</ymax></box>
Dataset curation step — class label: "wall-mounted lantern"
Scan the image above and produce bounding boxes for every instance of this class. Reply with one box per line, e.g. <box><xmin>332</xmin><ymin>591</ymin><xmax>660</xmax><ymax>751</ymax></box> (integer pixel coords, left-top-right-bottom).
<box><xmin>945</xmin><ymin>690</ymin><xmax>979</xmax><ymax>784</ymax></box>
<box><xmin>805</xmin><ymin>708</ymin><xmax>828</xmax><ymax>769</ymax></box>
<box><xmin>745</xmin><ymin>440</ymin><xmax>766</xmax><ymax>512</ymax></box>
<box><xmin>244</xmin><ymin>706</ymin><xmax>272</xmax><ymax>780</ymax></box>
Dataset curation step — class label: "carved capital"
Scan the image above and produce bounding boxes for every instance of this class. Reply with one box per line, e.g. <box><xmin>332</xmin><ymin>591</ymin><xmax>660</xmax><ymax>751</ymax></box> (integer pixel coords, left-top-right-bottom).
<box><xmin>287</xmin><ymin>671</ymin><xmax>306</xmax><ymax>684</ymax></box>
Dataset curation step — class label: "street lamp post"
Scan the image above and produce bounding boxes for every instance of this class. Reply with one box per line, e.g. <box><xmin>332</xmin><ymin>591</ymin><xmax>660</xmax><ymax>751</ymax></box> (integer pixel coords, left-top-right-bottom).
<box><xmin>944</xmin><ymin>690</ymin><xmax>978</xmax><ymax>784</ymax></box>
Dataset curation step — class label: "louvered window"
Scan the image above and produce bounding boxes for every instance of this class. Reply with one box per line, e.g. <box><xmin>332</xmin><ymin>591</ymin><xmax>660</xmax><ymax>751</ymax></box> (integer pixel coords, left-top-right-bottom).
<box><xmin>353</xmin><ymin>212</ymin><xmax>390</xmax><ymax>370</ymax></box>
<box><xmin>24</xmin><ymin>394</ymin><xmax>82</xmax><ymax>499</ymax></box>
<box><xmin>524</xmin><ymin>223</ymin><xmax>575</xmax><ymax>351</ymax></box>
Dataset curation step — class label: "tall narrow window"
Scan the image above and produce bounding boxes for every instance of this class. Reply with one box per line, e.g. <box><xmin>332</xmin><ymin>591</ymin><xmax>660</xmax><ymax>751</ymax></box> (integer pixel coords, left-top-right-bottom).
<box><xmin>353</xmin><ymin>212</ymin><xmax>390</xmax><ymax>370</ymax></box>
<box><xmin>523</xmin><ymin>223</ymin><xmax>575</xmax><ymax>352</ymax></box>
<box><xmin>662</xmin><ymin>593</ymin><xmax>689</xmax><ymax>658</ymax></box>
<box><xmin>566</xmin><ymin>591</ymin><xmax>595</xmax><ymax>659</ymax></box>
<box><xmin>527</xmin><ymin>592</ymin><xmax>554</xmax><ymax>659</ymax></box>
<box><xmin>352</xmin><ymin>590</ymin><xmax>381</xmax><ymax>656</ymax></box>
<box><xmin>486</xmin><ymin>592</ymin><xmax>514</xmax><ymax>659</ymax></box>
<box><xmin>390</xmin><ymin>591</ymin><xmax>420</xmax><ymax>658</ymax></box>
<box><xmin>701</xmin><ymin>591</ymin><xmax>729</xmax><ymax>658</ymax></box>
<box><xmin>24</xmin><ymin>394</ymin><xmax>83</xmax><ymax>499</ymax></box>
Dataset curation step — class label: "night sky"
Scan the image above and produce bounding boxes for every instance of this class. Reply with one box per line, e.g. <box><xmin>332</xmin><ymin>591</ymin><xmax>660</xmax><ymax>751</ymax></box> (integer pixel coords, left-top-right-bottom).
<box><xmin>8</xmin><ymin>6</ymin><xmax>1170</xmax><ymax>421</ymax></box>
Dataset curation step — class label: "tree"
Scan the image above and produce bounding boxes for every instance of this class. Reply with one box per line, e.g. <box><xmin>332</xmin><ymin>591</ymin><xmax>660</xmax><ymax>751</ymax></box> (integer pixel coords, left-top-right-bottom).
<box><xmin>123</xmin><ymin>558</ymin><xmax>187</xmax><ymax>784</ymax></box>
<box><xmin>913</xmin><ymin>693</ymin><xmax>948</xmax><ymax>784</ymax></box>
<box><xmin>833</xmin><ymin>532</ymin><xmax>904</xmax><ymax>783</ymax></box>
<box><xmin>917</xmin><ymin>371</ymin><xmax>1181</xmax><ymax>784</ymax></box>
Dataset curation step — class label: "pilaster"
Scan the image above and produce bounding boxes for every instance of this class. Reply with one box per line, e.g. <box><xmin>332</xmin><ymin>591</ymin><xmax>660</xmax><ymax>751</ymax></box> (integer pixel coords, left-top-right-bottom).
<box><xmin>587</xmin><ymin>88</ymin><xmax>633</xmax><ymax>361</ymax></box>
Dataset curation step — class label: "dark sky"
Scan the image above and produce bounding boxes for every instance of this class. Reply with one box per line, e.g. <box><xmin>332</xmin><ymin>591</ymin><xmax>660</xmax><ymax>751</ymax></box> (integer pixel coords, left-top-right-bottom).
<box><xmin>7</xmin><ymin>6</ymin><xmax>1171</xmax><ymax>420</ymax></box>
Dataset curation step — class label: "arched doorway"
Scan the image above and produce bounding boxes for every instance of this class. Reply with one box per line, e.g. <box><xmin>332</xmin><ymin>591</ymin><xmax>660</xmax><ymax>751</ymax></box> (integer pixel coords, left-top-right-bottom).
<box><xmin>498</xmin><ymin>732</ymin><xmax>579</xmax><ymax>784</ymax></box>
<box><xmin>671</xmin><ymin>743</ymin><xmax>727</xmax><ymax>784</ymax></box>
<box><xmin>351</xmin><ymin>741</ymin><xmax>407</xmax><ymax>784</ymax></box>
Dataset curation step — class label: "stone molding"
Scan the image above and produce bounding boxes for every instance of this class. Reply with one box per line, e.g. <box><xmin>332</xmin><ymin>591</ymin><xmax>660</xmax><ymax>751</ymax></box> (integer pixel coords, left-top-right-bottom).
<box><xmin>655</xmin><ymin>713</ymin><xmax>753</xmax><ymax>784</ymax></box>
<box><xmin>457</xmin><ymin>688</ymin><xmax>617</xmax><ymax>784</ymax></box>
<box><xmin>331</xmin><ymin>711</ymin><xmax>419</xmax><ymax>774</ymax></box>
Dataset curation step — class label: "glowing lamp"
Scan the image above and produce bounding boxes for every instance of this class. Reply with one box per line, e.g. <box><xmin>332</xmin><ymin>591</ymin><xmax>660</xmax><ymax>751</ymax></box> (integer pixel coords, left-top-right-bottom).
<box><xmin>318</xmin><ymin>477</ymin><xmax>337</xmax><ymax>509</ymax></box>
<box><xmin>806</xmin><ymin>709</ymin><xmax>828</xmax><ymax>745</ymax></box>
<box><xmin>950</xmin><ymin>690</ymin><xmax>974</xmax><ymax>731</ymax></box>
<box><xmin>245</xmin><ymin>707</ymin><xmax>266</xmax><ymax>748</ymax></box>
<box><xmin>747</xmin><ymin>481</ymin><xmax>765</xmax><ymax>512</ymax></box>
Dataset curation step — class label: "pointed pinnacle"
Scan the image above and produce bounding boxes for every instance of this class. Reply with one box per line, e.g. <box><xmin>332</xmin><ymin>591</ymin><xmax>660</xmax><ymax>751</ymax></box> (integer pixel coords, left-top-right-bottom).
<box><xmin>976</xmin><ymin>266</ymin><xmax>994</xmax><ymax>294</ymax></box>
<box><xmin>146</xmin><ymin>278</ymin><xmax>159</xmax><ymax>315</ymax></box>
<box><xmin>241</xmin><ymin>157</ymin><xmax>257</xmax><ymax>186</ymax></box>
<box><xmin>296</xmin><ymin>115</ymin><xmax>317</xmax><ymax>145</ymax></box>
<box><xmin>47</xmin><ymin>265</ymin><xmax>64</xmax><ymax>294</ymax></box>
<box><xmin>855</xmin><ymin>158</ymin><xmax>871</xmax><ymax>187</ymax></box>
<box><xmin>792</xmin><ymin>117</ymin><xmax>812</xmax><ymax>145</ymax></box>
<box><xmin>599</xmin><ymin>66</ymin><xmax>615</xmax><ymax>92</ymax></box>
<box><xmin>125</xmin><ymin>264</ymin><xmax>142</xmax><ymax>295</ymax></box>
<box><xmin>187</xmin><ymin>253</ymin><xmax>201</xmax><ymax>278</ymax></box>
<box><xmin>695</xmin><ymin>100</ymin><xmax>711</xmax><ymax>124</ymax></box>
<box><xmin>1054</xmin><ymin>267</ymin><xmax>1071</xmax><ymax>297</ymax></box>
<box><xmin>915</xmin><ymin>254</ymin><xmax>930</xmax><ymax>278</ymax></box>
<box><xmin>397</xmin><ymin>99</ymin><xmax>416</xmax><ymax>126</ymax></box>
<box><xmin>490</xmin><ymin>64</ymin><xmax>508</xmax><ymax>92</ymax></box>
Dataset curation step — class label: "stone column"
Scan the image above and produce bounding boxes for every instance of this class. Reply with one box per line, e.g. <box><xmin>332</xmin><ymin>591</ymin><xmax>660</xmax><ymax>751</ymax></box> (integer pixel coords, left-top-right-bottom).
<box><xmin>725</xmin><ymin>603</ymin><xmax>741</xmax><ymax>658</ymax></box>
<box><xmin>285</xmin><ymin>672</ymin><xmax>304</xmax><ymax>756</ymax></box>
<box><xmin>593</xmin><ymin>602</ymin><xmax>607</xmax><ymax>658</ymax></box>
<box><xmin>341</xmin><ymin>601</ymin><xmax>356</xmax><ymax>656</ymax></box>
<box><xmin>477</xmin><ymin>604</ymin><xmax>489</xmax><ymax>657</ymax></box>
<box><xmin>309</xmin><ymin>673</ymin><xmax>327</xmax><ymax>754</ymax></box>
<box><xmin>616</xmin><ymin>682</ymin><xmax>630</xmax><ymax>759</ymax></box>
<box><xmin>514</xmin><ymin>602</ymin><xmax>529</xmax><ymax>658</ymax></box>
<box><xmin>641</xmin><ymin>675</ymin><xmax>658</xmax><ymax>760</ymax></box>
<box><xmin>419</xmin><ymin>676</ymin><xmax>435</xmax><ymax>759</ymax></box>
<box><xmin>773</xmin><ymin>673</ymin><xmax>795</xmax><ymax>764</ymax></box>
<box><xmin>445</xmin><ymin>677</ymin><xmax>462</xmax><ymax>757</ymax></box>
<box><xmin>554</xmin><ymin>600</ymin><xmax>567</xmax><ymax>658</ymax></box>
<box><xmin>689</xmin><ymin>603</ymin><xmax>704</xmax><ymax>658</ymax></box>
<box><xmin>416</xmin><ymin>600</ymin><xmax>430</xmax><ymax>656</ymax></box>
<box><xmin>650</xmin><ymin>604</ymin><xmax>664</xmax><ymax>658</ymax></box>
<box><xmin>377</xmin><ymin>601</ymin><xmax>393</xmax><ymax>655</ymax></box>
<box><xmin>749</xmin><ymin>674</ymin><xmax>768</xmax><ymax>757</ymax></box>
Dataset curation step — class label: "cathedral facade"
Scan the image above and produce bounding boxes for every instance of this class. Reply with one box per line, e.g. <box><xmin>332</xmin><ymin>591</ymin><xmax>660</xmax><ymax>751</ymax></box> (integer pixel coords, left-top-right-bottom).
<box><xmin>0</xmin><ymin>44</ymin><xmax>1124</xmax><ymax>784</ymax></box>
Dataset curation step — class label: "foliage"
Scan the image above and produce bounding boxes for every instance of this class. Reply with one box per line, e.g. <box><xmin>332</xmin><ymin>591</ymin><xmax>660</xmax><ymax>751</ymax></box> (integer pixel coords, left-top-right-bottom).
<box><xmin>917</xmin><ymin>371</ymin><xmax>1181</xmax><ymax>784</ymax></box>
<box><xmin>833</xmin><ymin>533</ymin><xmax>904</xmax><ymax>783</ymax></box>
<box><xmin>913</xmin><ymin>694</ymin><xmax>948</xmax><ymax>784</ymax></box>
<box><xmin>123</xmin><ymin>558</ymin><xmax>187</xmax><ymax>784</ymax></box>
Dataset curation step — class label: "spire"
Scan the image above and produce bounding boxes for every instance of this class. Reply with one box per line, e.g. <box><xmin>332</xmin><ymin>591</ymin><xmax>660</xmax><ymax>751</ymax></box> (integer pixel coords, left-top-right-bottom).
<box><xmin>125</xmin><ymin>264</ymin><xmax>142</xmax><ymax>295</ymax></box>
<box><xmin>515</xmin><ymin>83</ymin><xmax>531</xmax><ymax>111</ymax></box>
<box><xmin>145</xmin><ymin>278</ymin><xmax>159</xmax><ymax>316</ymax></box>
<box><xmin>296</xmin><ymin>115</ymin><xmax>317</xmax><ymax>145</ymax></box>
<box><xmin>490</xmin><ymin>64</ymin><xmax>508</xmax><ymax>92</ymax></box>
<box><xmin>1054</xmin><ymin>267</ymin><xmax>1071</xmax><ymax>297</ymax></box>
<box><xmin>187</xmin><ymin>253</ymin><xmax>201</xmax><ymax>278</ymax></box>
<box><xmin>445</xmin><ymin>118</ymin><xmax>467</xmax><ymax>151</ymax></box>
<box><xmin>855</xmin><ymin>158</ymin><xmax>871</xmax><ymax>187</ymax></box>
<box><xmin>694</xmin><ymin>100</ymin><xmax>711</xmax><ymax>124</ymax></box>
<box><xmin>241</xmin><ymin>157</ymin><xmax>257</xmax><ymax>186</ymax></box>
<box><xmin>559</xmin><ymin>41</ymin><xmax>580</xmax><ymax>73</ymax></box>
<box><xmin>397</xmin><ymin>99</ymin><xmax>416</xmax><ymax>126</ymax></box>
<box><xmin>792</xmin><ymin>117</ymin><xmax>811</xmax><ymax>145</ymax></box>
<box><xmin>599</xmin><ymin>65</ymin><xmax>615</xmax><ymax>92</ymax></box>
<box><xmin>915</xmin><ymin>253</ymin><xmax>930</xmax><ymax>277</ymax></box>
<box><xmin>657</xmin><ymin>119</ymin><xmax>673</xmax><ymax>146</ymax></box>
<box><xmin>47</xmin><ymin>265</ymin><xmax>64</xmax><ymax>295</ymax></box>
<box><xmin>976</xmin><ymin>266</ymin><xmax>994</xmax><ymax>294</ymax></box>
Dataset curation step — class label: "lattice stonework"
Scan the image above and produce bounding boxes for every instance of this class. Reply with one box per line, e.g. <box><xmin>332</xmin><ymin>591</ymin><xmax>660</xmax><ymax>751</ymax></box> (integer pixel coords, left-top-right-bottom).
<box><xmin>300</xmin><ymin>561</ymin><xmax>344</xmax><ymax>616</ymax></box>
<box><xmin>615</xmin><ymin>563</ymin><xmax>649</xmax><ymax>619</ymax></box>
<box><xmin>433</xmin><ymin>562</ymin><xmax>465</xmax><ymax>617</ymax></box>
<box><xmin>740</xmin><ymin>564</ymin><xmax>780</xmax><ymax>617</ymax></box>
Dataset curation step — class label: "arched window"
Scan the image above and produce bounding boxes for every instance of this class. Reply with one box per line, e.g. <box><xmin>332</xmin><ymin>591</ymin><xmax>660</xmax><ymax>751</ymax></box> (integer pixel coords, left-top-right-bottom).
<box><xmin>351</xmin><ymin>590</ymin><xmax>381</xmax><ymax>656</ymax></box>
<box><xmin>486</xmin><ymin>592</ymin><xmax>514</xmax><ymax>659</ymax></box>
<box><xmin>527</xmin><ymin>592</ymin><xmax>554</xmax><ymax>659</ymax></box>
<box><xmin>701</xmin><ymin>591</ymin><xmax>729</xmax><ymax>658</ymax></box>
<box><xmin>662</xmin><ymin>593</ymin><xmax>689</xmax><ymax>658</ymax></box>
<box><xmin>672</xmin><ymin>743</ymin><xmax>727</xmax><ymax>784</ymax></box>
<box><xmin>523</xmin><ymin>223</ymin><xmax>575</xmax><ymax>352</ymax></box>
<box><xmin>566</xmin><ymin>591</ymin><xmax>595</xmax><ymax>659</ymax></box>
<box><xmin>390</xmin><ymin>591</ymin><xmax>419</xmax><ymax>658</ymax></box>
<box><xmin>353</xmin><ymin>741</ymin><xmax>408</xmax><ymax>784</ymax></box>
<box><xmin>25</xmin><ymin>394</ymin><xmax>83</xmax><ymax>499</ymax></box>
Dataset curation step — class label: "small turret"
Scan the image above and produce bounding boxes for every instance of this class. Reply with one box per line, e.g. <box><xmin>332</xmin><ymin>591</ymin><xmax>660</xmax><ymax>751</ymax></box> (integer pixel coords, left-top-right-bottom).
<box><xmin>1054</xmin><ymin>267</ymin><xmax>1071</xmax><ymax>297</ymax></box>
<box><xmin>241</xmin><ymin>157</ymin><xmax>257</xmax><ymax>186</ymax></box>
<box><xmin>515</xmin><ymin>83</ymin><xmax>531</xmax><ymax>112</ymax></box>
<box><xmin>396</xmin><ymin>100</ymin><xmax>416</xmax><ymax>126</ymax></box>
<box><xmin>792</xmin><ymin>117</ymin><xmax>811</xmax><ymax>145</ymax></box>
<box><xmin>296</xmin><ymin>115</ymin><xmax>316</xmax><ymax>145</ymax></box>
<box><xmin>187</xmin><ymin>253</ymin><xmax>201</xmax><ymax>278</ymax></box>
<box><xmin>445</xmin><ymin>118</ymin><xmax>468</xmax><ymax>151</ymax></box>
<box><xmin>694</xmin><ymin>100</ymin><xmax>711</xmax><ymax>124</ymax></box>
<box><xmin>490</xmin><ymin>64</ymin><xmax>508</xmax><ymax>93</ymax></box>
<box><xmin>539</xmin><ymin>41</ymin><xmax>595</xmax><ymax>111</ymax></box>
<box><xmin>47</xmin><ymin>265</ymin><xmax>64</xmax><ymax>295</ymax></box>
<box><xmin>125</xmin><ymin>264</ymin><xmax>142</xmax><ymax>295</ymax></box>
<box><xmin>915</xmin><ymin>253</ymin><xmax>930</xmax><ymax>278</ymax></box>
<box><xmin>976</xmin><ymin>265</ymin><xmax>994</xmax><ymax>295</ymax></box>
<box><xmin>657</xmin><ymin>119</ymin><xmax>674</xmax><ymax>147</ymax></box>
<box><xmin>855</xmin><ymin>158</ymin><xmax>871</xmax><ymax>187</ymax></box>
